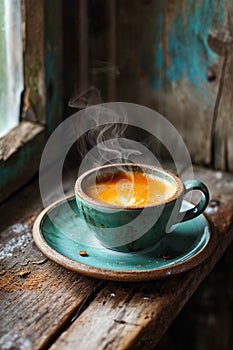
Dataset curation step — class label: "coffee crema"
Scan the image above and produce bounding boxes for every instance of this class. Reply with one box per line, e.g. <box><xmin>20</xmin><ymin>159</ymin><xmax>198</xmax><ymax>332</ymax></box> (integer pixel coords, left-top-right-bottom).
<box><xmin>86</xmin><ymin>171</ymin><xmax>177</xmax><ymax>207</ymax></box>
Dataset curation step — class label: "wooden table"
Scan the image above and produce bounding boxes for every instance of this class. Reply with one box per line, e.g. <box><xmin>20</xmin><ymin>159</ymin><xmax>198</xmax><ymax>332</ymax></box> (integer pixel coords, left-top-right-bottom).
<box><xmin>1</xmin><ymin>165</ymin><xmax>233</xmax><ymax>350</ymax></box>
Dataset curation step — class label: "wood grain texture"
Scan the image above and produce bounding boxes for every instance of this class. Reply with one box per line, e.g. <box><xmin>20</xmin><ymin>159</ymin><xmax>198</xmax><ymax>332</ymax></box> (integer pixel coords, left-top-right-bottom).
<box><xmin>117</xmin><ymin>0</ymin><xmax>233</xmax><ymax>170</ymax></box>
<box><xmin>0</xmin><ymin>121</ymin><xmax>43</xmax><ymax>161</ymax></box>
<box><xmin>0</xmin><ymin>121</ymin><xmax>45</xmax><ymax>203</ymax></box>
<box><xmin>22</xmin><ymin>0</ymin><xmax>63</xmax><ymax>129</ymax></box>
<box><xmin>89</xmin><ymin>0</ymin><xmax>117</xmax><ymax>102</ymax></box>
<box><xmin>208</xmin><ymin>6</ymin><xmax>233</xmax><ymax>171</ymax></box>
<box><xmin>22</xmin><ymin>0</ymin><xmax>63</xmax><ymax>132</ymax></box>
<box><xmin>22</xmin><ymin>0</ymin><xmax>46</xmax><ymax>122</ymax></box>
<box><xmin>0</xmin><ymin>176</ymin><xmax>104</xmax><ymax>350</ymax></box>
<box><xmin>63</xmin><ymin>0</ymin><xmax>89</xmax><ymax>114</ymax></box>
<box><xmin>44</xmin><ymin>0</ymin><xmax>64</xmax><ymax>133</ymax></box>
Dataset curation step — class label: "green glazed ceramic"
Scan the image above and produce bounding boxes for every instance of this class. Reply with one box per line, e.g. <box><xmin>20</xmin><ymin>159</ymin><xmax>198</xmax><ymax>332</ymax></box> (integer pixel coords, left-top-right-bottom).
<box><xmin>33</xmin><ymin>196</ymin><xmax>217</xmax><ymax>282</ymax></box>
<box><xmin>74</xmin><ymin>164</ymin><xmax>209</xmax><ymax>252</ymax></box>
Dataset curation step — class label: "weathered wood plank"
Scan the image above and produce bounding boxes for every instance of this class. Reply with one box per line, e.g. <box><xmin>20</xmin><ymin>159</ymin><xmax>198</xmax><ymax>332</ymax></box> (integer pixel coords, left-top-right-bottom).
<box><xmin>78</xmin><ymin>0</ymin><xmax>88</xmax><ymax>94</ymax></box>
<box><xmin>117</xmin><ymin>0</ymin><xmax>231</xmax><ymax>169</ymax></box>
<box><xmin>89</xmin><ymin>0</ymin><xmax>117</xmax><ymax>102</ymax></box>
<box><xmin>44</xmin><ymin>0</ymin><xmax>64</xmax><ymax>133</ymax></box>
<box><xmin>47</xmin><ymin>166</ymin><xmax>233</xmax><ymax>350</ymax></box>
<box><xmin>21</xmin><ymin>0</ymin><xmax>46</xmax><ymax>122</ymax></box>
<box><xmin>208</xmin><ymin>10</ymin><xmax>233</xmax><ymax>171</ymax></box>
<box><xmin>63</xmin><ymin>0</ymin><xmax>89</xmax><ymax>114</ymax></box>
<box><xmin>0</xmin><ymin>121</ymin><xmax>45</xmax><ymax>203</ymax></box>
<box><xmin>0</xmin><ymin>177</ymin><xmax>103</xmax><ymax>350</ymax></box>
<box><xmin>0</xmin><ymin>121</ymin><xmax>44</xmax><ymax>161</ymax></box>
<box><xmin>22</xmin><ymin>0</ymin><xmax>63</xmax><ymax>128</ymax></box>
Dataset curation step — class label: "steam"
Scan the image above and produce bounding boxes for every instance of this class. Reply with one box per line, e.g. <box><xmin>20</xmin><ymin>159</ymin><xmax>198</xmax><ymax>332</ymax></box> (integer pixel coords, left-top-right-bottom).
<box><xmin>69</xmin><ymin>86</ymin><xmax>147</xmax><ymax>172</ymax></box>
<box><xmin>69</xmin><ymin>86</ymin><xmax>101</xmax><ymax>110</ymax></box>
<box><xmin>80</xmin><ymin>138</ymin><xmax>160</xmax><ymax>175</ymax></box>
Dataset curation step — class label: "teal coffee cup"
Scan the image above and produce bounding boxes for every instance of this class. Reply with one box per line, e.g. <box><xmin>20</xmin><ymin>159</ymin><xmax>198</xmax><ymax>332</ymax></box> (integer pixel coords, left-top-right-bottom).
<box><xmin>74</xmin><ymin>163</ymin><xmax>209</xmax><ymax>253</ymax></box>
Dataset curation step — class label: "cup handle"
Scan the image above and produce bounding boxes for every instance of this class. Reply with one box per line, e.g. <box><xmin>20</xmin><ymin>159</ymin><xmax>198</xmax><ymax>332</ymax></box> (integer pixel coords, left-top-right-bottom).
<box><xmin>176</xmin><ymin>180</ymin><xmax>209</xmax><ymax>223</ymax></box>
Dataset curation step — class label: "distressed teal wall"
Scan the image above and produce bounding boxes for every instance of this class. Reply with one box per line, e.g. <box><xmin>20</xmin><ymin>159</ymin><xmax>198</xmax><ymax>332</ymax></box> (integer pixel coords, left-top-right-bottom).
<box><xmin>142</xmin><ymin>0</ymin><xmax>224</xmax><ymax>90</ymax></box>
<box><xmin>118</xmin><ymin>0</ymin><xmax>228</xmax><ymax>166</ymax></box>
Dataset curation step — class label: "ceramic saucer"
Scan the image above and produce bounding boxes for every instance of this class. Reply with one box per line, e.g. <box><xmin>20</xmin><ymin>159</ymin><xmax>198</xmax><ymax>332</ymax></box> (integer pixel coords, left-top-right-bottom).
<box><xmin>33</xmin><ymin>196</ymin><xmax>217</xmax><ymax>282</ymax></box>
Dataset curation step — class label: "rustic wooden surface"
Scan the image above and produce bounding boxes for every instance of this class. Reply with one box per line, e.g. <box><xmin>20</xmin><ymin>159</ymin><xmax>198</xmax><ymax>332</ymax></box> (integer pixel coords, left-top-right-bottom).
<box><xmin>1</xmin><ymin>165</ymin><xmax>233</xmax><ymax>349</ymax></box>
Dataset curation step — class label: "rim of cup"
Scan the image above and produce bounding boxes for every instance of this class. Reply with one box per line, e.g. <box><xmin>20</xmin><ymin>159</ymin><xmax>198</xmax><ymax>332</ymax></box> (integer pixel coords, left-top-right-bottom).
<box><xmin>74</xmin><ymin>163</ymin><xmax>184</xmax><ymax>210</ymax></box>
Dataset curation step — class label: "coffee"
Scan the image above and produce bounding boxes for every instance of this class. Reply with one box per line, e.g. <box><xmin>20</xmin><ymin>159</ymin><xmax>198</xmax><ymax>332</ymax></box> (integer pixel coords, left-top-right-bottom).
<box><xmin>86</xmin><ymin>170</ymin><xmax>177</xmax><ymax>207</ymax></box>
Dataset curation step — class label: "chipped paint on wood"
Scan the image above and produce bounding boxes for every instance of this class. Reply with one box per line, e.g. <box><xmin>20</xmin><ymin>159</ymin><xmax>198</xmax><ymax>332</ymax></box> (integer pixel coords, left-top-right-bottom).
<box><xmin>149</xmin><ymin>0</ymin><xmax>224</xmax><ymax>90</ymax></box>
<box><xmin>118</xmin><ymin>0</ymin><xmax>231</xmax><ymax>168</ymax></box>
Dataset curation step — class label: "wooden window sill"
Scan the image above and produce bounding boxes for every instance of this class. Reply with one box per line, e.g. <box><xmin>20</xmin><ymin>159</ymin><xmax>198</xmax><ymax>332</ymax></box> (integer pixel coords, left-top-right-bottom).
<box><xmin>0</xmin><ymin>120</ymin><xmax>45</xmax><ymax>203</ymax></box>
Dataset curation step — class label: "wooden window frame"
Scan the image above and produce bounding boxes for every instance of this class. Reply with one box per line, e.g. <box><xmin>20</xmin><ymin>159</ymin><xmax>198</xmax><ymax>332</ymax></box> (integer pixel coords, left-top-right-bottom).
<box><xmin>0</xmin><ymin>0</ymin><xmax>63</xmax><ymax>203</ymax></box>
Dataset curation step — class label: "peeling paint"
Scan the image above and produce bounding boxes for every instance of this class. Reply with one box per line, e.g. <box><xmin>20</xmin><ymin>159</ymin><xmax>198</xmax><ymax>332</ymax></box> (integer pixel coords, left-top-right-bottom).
<box><xmin>145</xmin><ymin>0</ymin><xmax>225</xmax><ymax>90</ymax></box>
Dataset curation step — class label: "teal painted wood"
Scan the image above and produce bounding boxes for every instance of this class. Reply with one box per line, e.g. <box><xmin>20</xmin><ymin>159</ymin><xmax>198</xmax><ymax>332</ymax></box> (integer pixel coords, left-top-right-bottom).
<box><xmin>118</xmin><ymin>0</ymin><xmax>228</xmax><ymax>166</ymax></box>
<box><xmin>146</xmin><ymin>0</ymin><xmax>224</xmax><ymax>90</ymax></box>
